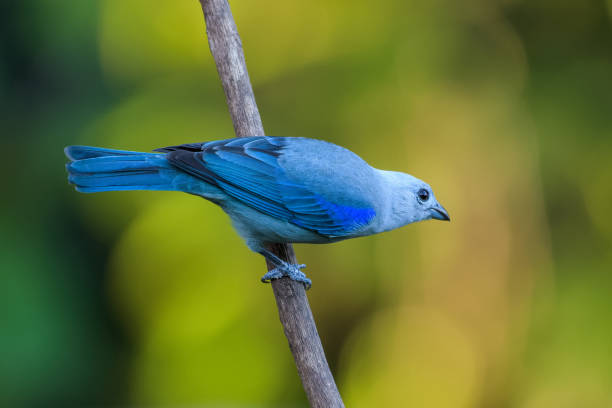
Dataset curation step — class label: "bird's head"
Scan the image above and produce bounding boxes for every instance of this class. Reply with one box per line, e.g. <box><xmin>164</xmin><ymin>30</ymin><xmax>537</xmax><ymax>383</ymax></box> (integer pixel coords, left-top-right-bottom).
<box><xmin>378</xmin><ymin>170</ymin><xmax>450</xmax><ymax>229</ymax></box>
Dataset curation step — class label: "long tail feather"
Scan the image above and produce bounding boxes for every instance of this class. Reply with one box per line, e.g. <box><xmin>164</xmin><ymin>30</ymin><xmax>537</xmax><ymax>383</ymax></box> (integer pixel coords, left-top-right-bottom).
<box><xmin>64</xmin><ymin>145</ymin><xmax>144</xmax><ymax>160</ymax></box>
<box><xmin>65</xmin><ymin>146</ymin><xmax>182</xmax><ymax>193</ymax></box>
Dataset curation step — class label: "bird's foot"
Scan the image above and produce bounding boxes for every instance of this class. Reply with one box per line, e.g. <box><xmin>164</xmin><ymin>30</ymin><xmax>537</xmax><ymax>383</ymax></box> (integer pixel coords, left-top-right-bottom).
<box><xmin>261</xmin><ymin>262</ymin><xmax>311</xmax><ymax>290</ymax></box>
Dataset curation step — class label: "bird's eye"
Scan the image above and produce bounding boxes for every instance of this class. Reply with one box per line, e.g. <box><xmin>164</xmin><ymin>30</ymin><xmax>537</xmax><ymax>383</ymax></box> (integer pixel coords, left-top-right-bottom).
<box><xmin>417</xmin><ymin>188</ymin><xmax>430</xmax><ymax>202</ymax></box>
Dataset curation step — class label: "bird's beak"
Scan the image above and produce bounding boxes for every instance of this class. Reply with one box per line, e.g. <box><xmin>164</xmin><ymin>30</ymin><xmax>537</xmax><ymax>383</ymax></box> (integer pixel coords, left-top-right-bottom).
<box><xmin>430</xmin><ymin>203</ymin><xmax>450</xmax><ymax>221</ymax></box>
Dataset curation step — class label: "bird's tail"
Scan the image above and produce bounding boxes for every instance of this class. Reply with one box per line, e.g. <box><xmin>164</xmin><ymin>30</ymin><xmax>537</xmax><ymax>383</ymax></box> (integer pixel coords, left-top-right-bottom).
<box><xmin>65</xmin><ymin>146</ymin><xmax>184</xmax><ymax>193</ymax></box>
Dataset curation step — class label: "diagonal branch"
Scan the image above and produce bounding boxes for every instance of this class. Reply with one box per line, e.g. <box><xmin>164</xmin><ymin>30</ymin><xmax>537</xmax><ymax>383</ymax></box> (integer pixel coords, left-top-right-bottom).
<box><xmin>197</xmin><ymin>1</ymin><xmax>345</xmax><ymax>407</ymax></box>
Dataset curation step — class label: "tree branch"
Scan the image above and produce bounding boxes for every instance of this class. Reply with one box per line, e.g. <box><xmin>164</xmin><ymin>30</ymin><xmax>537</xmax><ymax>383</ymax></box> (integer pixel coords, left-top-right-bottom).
<box><xmin>197</xmin><ymin>1</ymin><xmax>345</xmax><ymax>407</ymax></box>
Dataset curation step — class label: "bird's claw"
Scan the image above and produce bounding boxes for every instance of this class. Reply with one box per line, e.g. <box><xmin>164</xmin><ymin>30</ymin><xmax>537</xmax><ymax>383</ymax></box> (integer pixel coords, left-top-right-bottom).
<box><xmin>261</xmin><ymin>263</ymin><xmax>311</xmax><ymax>290</ymax></box>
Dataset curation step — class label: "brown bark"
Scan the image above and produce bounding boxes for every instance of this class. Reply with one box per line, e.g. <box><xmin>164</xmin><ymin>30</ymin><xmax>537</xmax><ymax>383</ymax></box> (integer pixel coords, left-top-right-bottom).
<box><xmin>197</xmin><ymin>1</ymin><xmax>345</xmax><ymax>407</ymax></box>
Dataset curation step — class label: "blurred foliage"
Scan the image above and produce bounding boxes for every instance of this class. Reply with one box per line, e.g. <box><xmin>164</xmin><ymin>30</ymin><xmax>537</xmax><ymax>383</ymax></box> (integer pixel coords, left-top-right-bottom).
<box><xmin>1</xmin><ymin>0</ymin><xmax>612</xmax><ymax>407</ymax></box>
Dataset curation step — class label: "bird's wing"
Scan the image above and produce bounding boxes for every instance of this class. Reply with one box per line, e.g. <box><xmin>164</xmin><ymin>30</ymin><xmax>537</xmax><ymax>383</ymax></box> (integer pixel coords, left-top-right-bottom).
<box><xmin>155</xmin><ymin>137</ymin><xmax>376</xmax><ymax>237</ymax></box>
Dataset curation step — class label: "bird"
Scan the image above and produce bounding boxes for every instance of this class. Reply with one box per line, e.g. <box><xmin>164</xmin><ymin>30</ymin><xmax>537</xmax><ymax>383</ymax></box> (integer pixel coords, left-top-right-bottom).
<box><xmin>65</xmin><ymin>136</ymin><xmax>449</xmax><ymax>289</ymax></box>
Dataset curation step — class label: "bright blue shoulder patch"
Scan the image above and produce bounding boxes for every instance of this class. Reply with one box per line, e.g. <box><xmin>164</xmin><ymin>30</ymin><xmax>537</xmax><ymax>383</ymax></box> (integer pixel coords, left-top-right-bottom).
<box><xmin>290</xmin><ymin>196</ymin><xmax>376</xmax><ymax>236</ymax></box>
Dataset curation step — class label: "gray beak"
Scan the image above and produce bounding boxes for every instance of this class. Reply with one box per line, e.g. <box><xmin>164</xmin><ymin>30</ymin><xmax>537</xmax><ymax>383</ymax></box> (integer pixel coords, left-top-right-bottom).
<box><xmin>430</xmin><ymin>203</ymin><xmax>450</xmax><ymax>221</ymax></box>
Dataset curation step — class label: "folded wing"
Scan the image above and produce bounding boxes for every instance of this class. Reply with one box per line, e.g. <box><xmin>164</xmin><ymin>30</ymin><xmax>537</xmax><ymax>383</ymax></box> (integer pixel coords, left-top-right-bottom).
<box><xmin>156</xmin><ymin>137</ymin><xmax>375</xmax><ymax>237</ymax></box>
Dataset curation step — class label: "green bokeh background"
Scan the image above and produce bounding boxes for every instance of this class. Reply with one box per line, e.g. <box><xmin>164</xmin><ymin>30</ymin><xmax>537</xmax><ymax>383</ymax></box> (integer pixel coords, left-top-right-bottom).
<box><xmin>2</xmin><ymin>0</ymin><xmax>612</xmax><ymax>407</ymax></box>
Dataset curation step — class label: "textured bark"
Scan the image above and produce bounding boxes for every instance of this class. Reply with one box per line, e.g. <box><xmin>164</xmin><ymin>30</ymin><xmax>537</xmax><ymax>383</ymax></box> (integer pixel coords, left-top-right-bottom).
<box><xmin>198</xmin><ymin>1</ymin><xmax>345</xmax><ymax>407</ymax></box>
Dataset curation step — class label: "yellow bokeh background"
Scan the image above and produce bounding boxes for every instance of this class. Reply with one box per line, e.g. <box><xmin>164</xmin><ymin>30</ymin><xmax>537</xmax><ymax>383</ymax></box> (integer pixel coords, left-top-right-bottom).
<box><xmin>2</xmin><ymin>0</ymin><xmax>612</xmax><ymax>407</ymax></box>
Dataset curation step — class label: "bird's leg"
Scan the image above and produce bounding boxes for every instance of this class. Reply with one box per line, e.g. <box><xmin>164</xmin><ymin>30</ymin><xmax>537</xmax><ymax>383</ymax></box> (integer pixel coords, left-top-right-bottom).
<box><xmin>259</xmin><ymin>249</ymin><xmax>311</xmax><ymax>290</ymax></box>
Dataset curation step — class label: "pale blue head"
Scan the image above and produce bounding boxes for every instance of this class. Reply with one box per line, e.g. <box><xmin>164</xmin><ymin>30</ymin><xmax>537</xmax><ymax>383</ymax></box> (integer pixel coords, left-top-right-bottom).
<box><xmin>408</xmin><ymin>175</ymin><xmax>450</xmax><ymax>222</ymax></box>
<box><xmin>376</xmin><ymin>170</ymin><xmax>450</xmax><ymax>231</ymax></box>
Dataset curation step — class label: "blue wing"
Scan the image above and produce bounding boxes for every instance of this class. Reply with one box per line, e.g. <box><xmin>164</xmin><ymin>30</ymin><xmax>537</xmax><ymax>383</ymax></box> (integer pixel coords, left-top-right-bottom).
<box><xmin>156</xmin><ymin>137</ymin><xmax>375</xmax><ymax>237</ymax></box>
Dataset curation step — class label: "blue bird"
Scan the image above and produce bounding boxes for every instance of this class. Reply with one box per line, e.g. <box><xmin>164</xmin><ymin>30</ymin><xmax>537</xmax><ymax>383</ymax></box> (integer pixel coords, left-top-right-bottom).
<box><xmin>65</xmin><ymin>137</ymin><xmax>449</xmax><ymax>288</ymax></box>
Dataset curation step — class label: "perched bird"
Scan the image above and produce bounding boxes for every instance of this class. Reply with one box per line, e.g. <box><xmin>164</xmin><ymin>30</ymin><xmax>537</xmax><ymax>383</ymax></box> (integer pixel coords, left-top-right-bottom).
<box><xmin>65</xmin><ymin>136</ymin><xmax>449</xmax><ymax>288</ymax></box>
